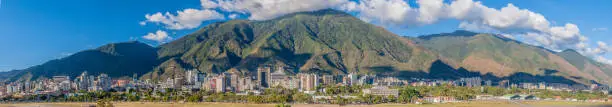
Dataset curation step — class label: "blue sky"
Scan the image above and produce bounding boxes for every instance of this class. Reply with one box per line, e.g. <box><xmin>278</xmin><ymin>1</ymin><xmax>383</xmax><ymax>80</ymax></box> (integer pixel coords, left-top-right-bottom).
<box><xmin>1</xmin><ymin>0</ymin><xmax>611</xmax><ymax>71</ymax></box>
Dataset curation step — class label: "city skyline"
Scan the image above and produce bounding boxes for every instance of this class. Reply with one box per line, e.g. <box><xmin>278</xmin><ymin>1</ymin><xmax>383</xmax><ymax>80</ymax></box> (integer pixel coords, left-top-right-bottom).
<box><xmin>1</xmin><ymin>0</ymin><xmax>612</xmax><ymax>106</ymax></box>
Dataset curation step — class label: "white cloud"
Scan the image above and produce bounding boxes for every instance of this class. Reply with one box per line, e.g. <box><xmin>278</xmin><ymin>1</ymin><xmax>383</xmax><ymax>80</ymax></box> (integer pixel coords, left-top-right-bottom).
<box><xmin>592</xmin><ymin>27</ymin><xmax>608</xmax><ymax>32</ymax></box>
<box><xmin>340</xmin><ymin>0</ymin><xmax>418</xmax><ymax>26</ymax></box>
<box><xmin>143</xmin><ymin>30</ymin><xmax>172</xmax><ymax>42</ymax></box>
<box><xmin>584</xmin><ymin>41</ymin><xmax>612</xmax><ymax>55</ymax></box>
<box><xmin>228</xmin><ymin>14</ymin><xmax>238</xmax><ymax>19</ymax></box>
<box><xmin>342</xmin><ymin>0</ymin><xmax>597</xmax><ymax>56</ymax></box>
<box><xmin>143</xmin><ymin>8</ymin><xmax>224</xmax><ymax>30</ymax></box>
<box><xmin>459</xmin><ymin>21</ymin><xmax>496</xmax><ymax>32</ymax></box>
<box><xmin>201</xmin><ymin>0</ymin><xmax>349</xmax><ymax>20</ymax></box>
<box><xmin>200</xmin><ymin>0</ymin><xmax>220</xmax><ymax>8</ymax></box>
<box><xmin>595</xmin><ymin>56</ymin><xmax>612</xmax><ymax>65</ymax></box>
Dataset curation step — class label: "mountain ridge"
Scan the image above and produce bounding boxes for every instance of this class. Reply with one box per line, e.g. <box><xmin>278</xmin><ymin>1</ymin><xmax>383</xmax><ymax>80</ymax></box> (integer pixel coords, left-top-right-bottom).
<box><xmin>414</xmin><ymin>30</ymin><xmax>611</xmax><ymax>85</ymax></box>
<box><xmin>2</xmin><ymin>41</ymin><xmax>158</xmax><ymax>82</ymax></box>
<box><xmin>2</xmin><ymin>9</ymin><xmax>610</xmax><ymax>85</ymax></box>
<box><xmin>145</xmin><ymin>9</ymin><xmax>438</xmax><ymax>80</ymax></box>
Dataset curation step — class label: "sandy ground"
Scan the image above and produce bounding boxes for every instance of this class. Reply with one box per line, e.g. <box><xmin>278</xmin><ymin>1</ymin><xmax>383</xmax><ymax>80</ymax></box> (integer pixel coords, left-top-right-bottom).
<box><xmin>0</xmin><ymin>101</ymin><xmax>610</xmax><ymax>107</ymax></box>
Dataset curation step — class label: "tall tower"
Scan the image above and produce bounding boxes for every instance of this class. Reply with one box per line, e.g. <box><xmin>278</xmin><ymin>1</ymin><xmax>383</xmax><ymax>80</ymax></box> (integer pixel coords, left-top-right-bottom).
<box><xmin>257</xmin><ymin>67</ymin><xmax>271</xmax><ymax>88</ymax></box>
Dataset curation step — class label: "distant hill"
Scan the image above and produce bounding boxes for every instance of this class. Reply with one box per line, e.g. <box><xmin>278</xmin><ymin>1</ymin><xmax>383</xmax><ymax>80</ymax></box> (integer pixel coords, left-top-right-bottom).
<box><xmin>2</xmin><ymin>41</ymin><xmax>158</xmax><ymax>82</ymax></box>
<box><xmin>413</xmin><ymin>30</ymin><xmax>612</xmax><ymax>85</ymax></box>
<box><xmin>556</xmin><ymin>49</ymin><xmax>612</xmax><ymax>84</ymax></box>
<box><xmin>2</xmin><ymin>9</ymin><xmax>610</xmax><ymax>86</ymax></box>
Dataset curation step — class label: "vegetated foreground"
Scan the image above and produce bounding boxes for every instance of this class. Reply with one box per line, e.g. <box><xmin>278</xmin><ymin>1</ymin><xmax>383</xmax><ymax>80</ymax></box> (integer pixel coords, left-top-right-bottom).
<box><xmin>0</xmin><ymin>101</ymin><xmax>610</xmax><ymax>107</ymax></box>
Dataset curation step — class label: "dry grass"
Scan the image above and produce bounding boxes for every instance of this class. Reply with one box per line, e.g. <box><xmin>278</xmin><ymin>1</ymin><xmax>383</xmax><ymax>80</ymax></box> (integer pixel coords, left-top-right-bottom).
<box><xmin>0</xmin><ymin>101</ymin><xmax>610</xmax><ymax>107</ymax></box>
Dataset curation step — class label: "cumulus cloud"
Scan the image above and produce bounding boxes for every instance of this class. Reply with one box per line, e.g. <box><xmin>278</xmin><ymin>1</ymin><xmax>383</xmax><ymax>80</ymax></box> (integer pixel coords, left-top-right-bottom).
<box><xmin>340</xmin><ymin>0</ymin><xmax>418</xmax><ymax>26</ymax></box>
<box><xmin>595</xmin><ymin>56</ymin><xmax>612</xmax><ymax>65</ymax></box>
<box><xmin>143</xmin><ymin>8</ymin><xmax>224</xmax><ymax>30</ymax></box>
<box><xmin>584</xmin><ymin>41</ymin><xmax>612</xmax><ymax>56</ymax></box>
<box><xmin>200</xmin><ymin>0</ymin><xmax>350</xmax><ymax>20</ymax></box>
<box><xmin>341</xmin><ymin>0</ymin><xmax>583</xmax><ymax>50</ymax></box>
<box><xmin>143</xmin><ymin>30</ymin><xmax>172</xmax><ymax>42</ymax></box>
<box><xmin>145</xmin><ymin>0</ymin><xmax>350</xmax><ymax>29</ymax></box>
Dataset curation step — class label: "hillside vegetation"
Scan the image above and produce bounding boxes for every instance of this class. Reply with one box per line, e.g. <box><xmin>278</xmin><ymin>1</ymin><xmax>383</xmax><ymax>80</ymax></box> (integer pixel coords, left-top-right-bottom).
<box><xmin>2</xmin><ymin>9</ymin><xmax>610</xmax><ymax>85</ymax></box>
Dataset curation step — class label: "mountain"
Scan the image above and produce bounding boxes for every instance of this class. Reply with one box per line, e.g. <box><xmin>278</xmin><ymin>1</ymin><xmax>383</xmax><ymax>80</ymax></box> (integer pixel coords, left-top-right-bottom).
<box><xmin>2</xmin><ymin>41</ymin><xmax>158</xmax><ymax>82</ymax></box>
<box><xmin>3</xmin><ymin>9</ymin><xmax>610</xmax><ymax>86</ymax></box>
<box><xmin>556</xmin><ymin>49</ymin><xmax>612</xmax><ymax>84</ymax></box>
<box><xmin>413</xmin><ymin>30</ymin><xmax>612</xmax><ymax>85</ymax></box>
<box><xmin>142</xmin><ymin>9</ymin><xmax>438</xmax><ymax>80</ymax></box>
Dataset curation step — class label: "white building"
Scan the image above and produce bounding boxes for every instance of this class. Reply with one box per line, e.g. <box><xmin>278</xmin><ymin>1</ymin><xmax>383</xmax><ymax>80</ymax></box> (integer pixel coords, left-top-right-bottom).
<box><xmin>362</xmin><ymin>86</ymin><xmax>398</xmax><ymax>96</ymax></box>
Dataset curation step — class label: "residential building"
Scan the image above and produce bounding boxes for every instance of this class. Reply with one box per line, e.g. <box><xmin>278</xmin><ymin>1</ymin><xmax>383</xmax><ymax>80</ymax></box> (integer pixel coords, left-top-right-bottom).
<box><xmin>321</xmin><ymin>75</ymin><xmax>334</xmax><ymax>85</ymax></box>
<box><xmin>257</xmin><ymin>67</ymin><xmax>271</xmax><ymax>88</ymax></box>
<box><xmin>299</xmin><ymin>73</ymin><xmax>318</xmax><ymax>91</ymax></box>
<box><xmin>362</xmin><ymin>86</ymin><xmax>398</xmax><ymax>96</ymax></box>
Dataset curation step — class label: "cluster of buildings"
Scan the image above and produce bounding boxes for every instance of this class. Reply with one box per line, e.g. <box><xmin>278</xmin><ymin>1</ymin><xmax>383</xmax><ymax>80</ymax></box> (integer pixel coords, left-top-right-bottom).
<box><xmin>0</xmin><ymin>66</ymin><xmax>610</xmax><ymax>100</ymax></box>
<box><xmin>0</xmin><ymin>71</ymin><xmax>114</xmax><ymax>97</ymax></box>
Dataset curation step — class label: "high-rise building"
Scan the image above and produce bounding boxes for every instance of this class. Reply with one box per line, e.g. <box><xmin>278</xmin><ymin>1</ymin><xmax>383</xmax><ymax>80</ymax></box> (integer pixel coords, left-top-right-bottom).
<box><xmin>358</xmin><ymin>75</ymin><xmax>373</xmax><ymax>85</ymax></box>
<box><xmin>348</xmin><ymin>73</ymin><xmax>358</xmax><ymax>86</ymax></box>
<box><xmin>236</xmin><ymin>77</ymin><xmax>253</xmax><ymax>92</ymax></box>
<box><xmin>215</xmin><ymin>75</ymin><xmax>226</xmax><ymax>93</ymax></box>
<box><xmin>6</xmin><ymin>84</ymin><xmax>14</xmax><ymax>94</ymax></box>
<box><xmin>52</xmin><ymin>76</ymin><xmax>70</xmax><ymax>83</ymax></box>
<box><xmin>24</xmin><ymin>82</ymin><xmax>31</xmax><ymax>93</ymax></box>
<box><xmin>322</xmin><ymin>75</ymin><xmax>334</xmax><ymax>85</ymax></box>
<box><xmin>460</xmin><ymin>77</ymin><xmax>482</xmax><ymax>87</ymax></box>
<box><xmin>269</xmin><ymin>67</ymin><xmax>288</xmax><ymax>87</ymax></box>
<box><xmin>484</xmin><ymin>80</ymin><xmax>492</xmax><ymax>86</ymax></box>
<box><xmin>257</xmin><ymin>67</ymin><xmax>271</xmax><ymax>88</ymax></box>
<box><xmin>186</xmin><ymin>69</ymin><xmax>202</xmax><ymax>84</ymax></box>
<box><xmin>97</xmin><ymin>74</ymin><xmax>112</xmax><ymax>91</ymax></box>
<box><xmin>77</xmin><ymin>71</ymin><xmax>90</xmax><ymax>90</ymax></box>
<box><xmin>230</xmin><ymin>72</ymin><xmax>239</xmax><ymax>90</ymax></box>
<box><xmin>539</xmin><ymin>82</ymin><xmax>547</xmax><ymax>89</ymax></box>
<box><xmin>299</xmin><ymin>73</ymin><xmax>318</xmax><ymax>91</ymax></box>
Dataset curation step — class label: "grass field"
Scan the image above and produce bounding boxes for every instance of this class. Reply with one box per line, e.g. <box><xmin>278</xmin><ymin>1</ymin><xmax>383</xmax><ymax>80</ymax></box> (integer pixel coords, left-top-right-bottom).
<box><xmin>0</xmin><ymin>101</ymin><xmax>610</xmax><ymax>107</ymax></box>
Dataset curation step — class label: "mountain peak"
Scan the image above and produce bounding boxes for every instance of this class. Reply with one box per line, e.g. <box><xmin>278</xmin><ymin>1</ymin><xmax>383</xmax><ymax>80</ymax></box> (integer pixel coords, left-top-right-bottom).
<box><xmin>451</xmin><ymin>30</ymin><xmax>478</xmax><ymax>35</ymax></box>
<box><xmin>95</xmin><ymin>41</ymin><xmax>156</xmax><ymax>56</ymax></box>
<box><xmin>292</xmin><ymin>9</ymin><xmax>350</xmax><ymax>16</ymax></box>
<box><xmin>561</xmin><ymin>49</ymin><xmax>581</xmax><ymax>54</ymax></box>
<box><xmin>268</xmin><ymin>9</ymin><xmax>353</xmax><ymax>21</ymax></box>
<box><xmin>418</xmin><ymin>30</ymin><xmax>479</xmax><ymax>40</ymax></box>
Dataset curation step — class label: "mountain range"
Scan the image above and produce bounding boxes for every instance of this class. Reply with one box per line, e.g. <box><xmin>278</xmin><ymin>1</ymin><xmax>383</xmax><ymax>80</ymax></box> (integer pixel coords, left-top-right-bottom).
<box><xmin>2</xmin><ymin>9</ymin><xmax>610</xmax><ymax>85</ymax></box>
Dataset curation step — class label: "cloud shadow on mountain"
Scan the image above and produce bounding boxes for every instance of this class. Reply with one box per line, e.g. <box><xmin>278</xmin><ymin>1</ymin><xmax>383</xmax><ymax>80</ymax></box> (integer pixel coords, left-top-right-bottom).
<box><xmin>368</xmin><ymin>60</ymin><xmax>582</xmax><ymax>85</ymax></box>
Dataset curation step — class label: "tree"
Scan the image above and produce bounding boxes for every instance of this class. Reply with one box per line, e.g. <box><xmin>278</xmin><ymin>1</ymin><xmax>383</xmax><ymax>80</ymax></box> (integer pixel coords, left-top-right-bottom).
<box><xmin>247</xmin><ymin>95</ymin><xmax>264</xmax><ymax>103</ymax></box>
<box><xmin>292</xmin><ymin>92</ymin><xmax>311</xmax><ymax>103</ymax></box>
<box><xmin>335</xmin><ymin>96</ymin><xmax>347</xmax><ymax>105</ymax></box>
<box><xmin>275</xmin><ymin>103</ymin><xmax>291</xmax><ymax>107</ymax></box>
<box><xmin>97</xmin><ymin>99</ymin><xmax>114</xmax><ymax>107</ymax></box>
<box><xmin>386</xmin><ymin>95</ymin><xmax>396</xmax><ymax>103</ymax></box>
<box><xmin>187</xmin><ymin>94</ymin><xmax>201</xmax><ymax>102</ymax></box>
<box><xmin>398</xmin><ymin>87</ymin><xmax>419</xmax><ymax>103</ymax></box>
<box><xmin>372</xmin><ymin>96</ymin><xmax>383</xmax><ymax>104</ymax></box>
<box><xmin>361</xmin><ymin>94</ymin><xmax>373</xmax><ymax>104</ymax></box>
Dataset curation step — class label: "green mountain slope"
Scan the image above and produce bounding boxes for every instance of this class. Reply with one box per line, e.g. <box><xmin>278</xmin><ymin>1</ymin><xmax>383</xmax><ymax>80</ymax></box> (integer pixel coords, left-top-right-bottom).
<box><xmin>4</xmin><ymin>41</ymin><xmax>158</xmax><ymax>82</ymax></box>
<box><xmin>556</xmin><ymin>49</ymin><xmax>612</xmax><ymax>84</ymax></box>
<box><xmin>414</xmin><ymin>30</ymin><xmax>611</xmax><ymax>85</ymax></box>
<box><xmin>3</xmin><ymin>9</ymin><xmax>609</xmax><ymax>86</ymax></box>
<box><xmin>142</xmin><ymin>9</ymin><xmax>438</xmax><ymax>80</ymax></box>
